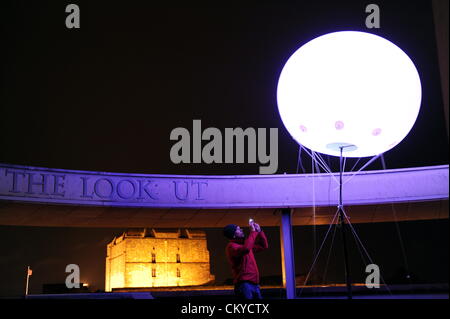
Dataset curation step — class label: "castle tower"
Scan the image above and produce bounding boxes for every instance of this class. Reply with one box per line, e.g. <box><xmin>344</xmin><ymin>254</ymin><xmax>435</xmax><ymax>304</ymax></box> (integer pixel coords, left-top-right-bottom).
<box><xmin>105</xmin><ymin>228</ymin><xmax>215</xmax><ymax>291</ymax></box>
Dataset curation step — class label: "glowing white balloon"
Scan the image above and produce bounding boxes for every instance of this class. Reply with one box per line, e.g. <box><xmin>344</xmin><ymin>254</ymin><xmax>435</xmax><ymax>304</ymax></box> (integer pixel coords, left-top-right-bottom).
<box><xmin>277</xmin><ymin>31</ymin><xmax>422</xmax><ymax>157</ymax></box>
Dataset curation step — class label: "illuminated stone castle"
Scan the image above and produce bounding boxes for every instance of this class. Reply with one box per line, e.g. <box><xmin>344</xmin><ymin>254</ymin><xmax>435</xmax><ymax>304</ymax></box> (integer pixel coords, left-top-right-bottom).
<box><xmin>105</xmin><ymin>228</ymin><xmax>215</xmax><ymax>291</ymax></box>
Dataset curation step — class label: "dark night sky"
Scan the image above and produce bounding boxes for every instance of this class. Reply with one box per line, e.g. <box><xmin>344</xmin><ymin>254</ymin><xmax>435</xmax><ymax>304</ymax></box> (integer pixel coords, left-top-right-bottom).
<box><xmin>0</xmin><ymin>0</ymin><xmax>448</xmax><ymax>296</ymax></box>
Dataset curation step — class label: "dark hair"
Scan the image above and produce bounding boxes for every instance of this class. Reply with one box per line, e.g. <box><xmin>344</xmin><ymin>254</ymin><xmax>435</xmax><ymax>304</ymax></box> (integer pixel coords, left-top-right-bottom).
<box><xmin>223</xmin><ymin>224</ymin><xmax>238</xmax><ymax>239</ymax></box>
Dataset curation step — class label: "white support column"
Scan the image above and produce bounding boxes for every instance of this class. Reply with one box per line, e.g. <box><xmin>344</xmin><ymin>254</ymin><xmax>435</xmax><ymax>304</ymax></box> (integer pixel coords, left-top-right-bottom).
<box><xmin>280</xmin><ymin>208</ymin><xmax>296</xmax><ymax>299</ymax></box>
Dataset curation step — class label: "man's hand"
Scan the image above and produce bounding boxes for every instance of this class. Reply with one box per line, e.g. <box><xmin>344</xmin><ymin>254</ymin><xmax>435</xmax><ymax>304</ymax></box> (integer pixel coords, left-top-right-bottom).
<box><xmin>249</xmin><ymin>222</ymin><xmax>256</xmax><ymax>232</ymax></box>
<box><xmin>254</xmin><ymin>223</ymin><xmax>261</xmax><ymax>232</ymax></box>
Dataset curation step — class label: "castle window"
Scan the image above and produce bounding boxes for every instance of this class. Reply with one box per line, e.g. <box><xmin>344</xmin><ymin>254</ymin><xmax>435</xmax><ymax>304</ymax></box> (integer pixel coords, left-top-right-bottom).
<box><xmin>152</xmin><ymin>268</ymin><xmax>156</xmax><ymax>277</ymax></box>
<box><xmin>151</xmin><ymin>253</ymin><xmax>156</xmax><ymax>263</ymax></box>
<box><xmin>177</xmin><ymin>268</ymin><xmax>181</xmax><ymax>278</ymax></box>
<box><xmin>176</xmin><ymin>253</ymin><xmax>180</xmax><ymax>263</ymax></box>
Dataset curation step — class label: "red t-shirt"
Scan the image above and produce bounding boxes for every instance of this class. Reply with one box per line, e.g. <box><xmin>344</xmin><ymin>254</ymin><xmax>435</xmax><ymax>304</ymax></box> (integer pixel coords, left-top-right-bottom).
<box><xmin>225</xmin><ymin>230</ymin><xmax>268</xmax><ymax>284</ymax></box>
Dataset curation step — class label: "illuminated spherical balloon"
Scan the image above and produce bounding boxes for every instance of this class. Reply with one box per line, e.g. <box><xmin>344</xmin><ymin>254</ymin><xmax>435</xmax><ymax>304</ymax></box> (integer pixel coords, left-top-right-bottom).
<box><xmin>277</xmin><ymin>31</ymin><xmax>422</xmax><ymax>157</ymax></box>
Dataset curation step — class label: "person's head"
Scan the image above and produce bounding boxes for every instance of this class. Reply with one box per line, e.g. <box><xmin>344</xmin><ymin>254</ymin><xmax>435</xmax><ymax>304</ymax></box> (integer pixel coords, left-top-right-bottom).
<box><xmin>223</xmin><ymin>224</ymin><xmax>245</xmax><ymax>239</ymax></box>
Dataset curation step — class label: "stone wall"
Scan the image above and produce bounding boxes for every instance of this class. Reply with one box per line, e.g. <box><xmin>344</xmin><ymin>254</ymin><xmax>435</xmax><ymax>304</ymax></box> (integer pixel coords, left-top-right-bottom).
<box><xmin>105</xmin><ymin>229</ymin><xmax>214</xmax><ymax>291</ymax></box>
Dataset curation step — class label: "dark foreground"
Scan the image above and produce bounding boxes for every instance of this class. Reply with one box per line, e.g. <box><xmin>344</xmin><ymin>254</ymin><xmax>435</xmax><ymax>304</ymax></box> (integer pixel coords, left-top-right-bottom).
<box><xmin>14</xmin><ymin>283</ymin><xmax>449</xmax><ymax>299</ymax></box>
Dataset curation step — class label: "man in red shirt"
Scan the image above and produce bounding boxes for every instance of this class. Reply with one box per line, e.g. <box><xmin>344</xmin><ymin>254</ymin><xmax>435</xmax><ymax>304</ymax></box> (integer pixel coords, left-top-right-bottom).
<box><xmin>223</xmin><ymin>220</ymin><xmax>268</xmax><ymax>299</ymax></box>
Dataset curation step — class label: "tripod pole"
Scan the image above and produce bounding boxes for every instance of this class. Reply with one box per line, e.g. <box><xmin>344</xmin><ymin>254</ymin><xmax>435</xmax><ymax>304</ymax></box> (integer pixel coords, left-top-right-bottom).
<box><xmin>25</xmin><ymin>266</ymin><xmax>30</xmax><ymax>297</ymax></box>
<box><xmin>339</xmin><ymin>146</ymin><xmax>352</xmax><ymax>299</ymax></box>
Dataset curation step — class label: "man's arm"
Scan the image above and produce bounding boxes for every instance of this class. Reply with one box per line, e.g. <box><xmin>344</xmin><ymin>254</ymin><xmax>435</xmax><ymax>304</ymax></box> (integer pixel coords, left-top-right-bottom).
<box><xmin>253</xmin><ymin>230</ymin><xmax>268</xmax><ymax>253</ymax></box>
<box><xmin>228</xmin><ymin>231</ymin><xmax>258</xmax><ymax>257</ymax></box>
